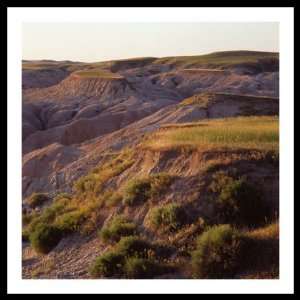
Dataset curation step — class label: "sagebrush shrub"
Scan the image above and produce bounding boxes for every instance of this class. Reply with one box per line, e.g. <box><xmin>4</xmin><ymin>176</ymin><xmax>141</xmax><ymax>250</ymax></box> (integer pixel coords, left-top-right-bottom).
<box><xmin>54</xmin><ymin>210</ymin><xmax>86</xmax><ymax>233</ymax></box>
<box><xmin>191</xmin><ymin>224</ymin><xmax>244</xmax><ymax>278</ymax></box>
<box><xmin>29</xmin><ymin>223</ymin><xmax>62</xmax><ymax>254</ymax></box>
<box><xmin>149</xmin><ymin>203</ymin><xmax>187</xmax><ymax>231</ymax></box>
<box><xmin>99</xmin><ymin>216</ymin><xmax>137</xmax><ymax>243</ymax></box>
<box><xmin>116</xmin><ymin>236</ymin><xmax>153</xmax><ymax>258</ymax></box>
<box><xmin>89</xmin><ymin>251</ymin><xmax>125</xmax><ymax>278</ymax></box>
<box><xmin>123</xmin><ymin>178</ymin><xmax>151</xmax><ymax>206</ymax></box>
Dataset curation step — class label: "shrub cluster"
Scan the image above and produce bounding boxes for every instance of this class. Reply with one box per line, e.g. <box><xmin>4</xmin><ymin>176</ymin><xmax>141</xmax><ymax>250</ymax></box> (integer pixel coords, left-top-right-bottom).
<box><xmin>123</xmin><ymin>173</ymin><xmax>173</xmax><ymax>206</ymax></box>
<box><xmin>89</xmin><ymin>236</ymin><xmax>169</xmax><ymax>278</ymax></box>
<box><xmin>99</xmin><ymin>216</ymin><xmax>137</xmax><ymax>243</ymax></box>
<box><xmin>191</xmin><ymin>224</ymin><xmax>244</xmax><ymax>278</ymax></box>
<box><xmin>29</xmin><ymin>223</ymin><xmax>62</xmax><ymax>254</ymax></box>
<box><xmin>24</xmin><ymin>197</ymin><xmax>87</xmax><ymax>254</ymax></box>
<box><xmin>54</xmin><ymin>210</ymin><xmax>86</xmax><ymax>233</ymax></box>
<box><xmin>148</xmin><ymin>203</ymin><xmax>187</xmax><ymax>232</ymax></box>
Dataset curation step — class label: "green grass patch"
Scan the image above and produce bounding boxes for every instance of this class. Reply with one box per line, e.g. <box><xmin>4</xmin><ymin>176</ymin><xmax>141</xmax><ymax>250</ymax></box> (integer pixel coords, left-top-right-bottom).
<box><xmin>143</xmin><ymin>116</ymin><xmax>279</xmax><ymax>152</ymax></box>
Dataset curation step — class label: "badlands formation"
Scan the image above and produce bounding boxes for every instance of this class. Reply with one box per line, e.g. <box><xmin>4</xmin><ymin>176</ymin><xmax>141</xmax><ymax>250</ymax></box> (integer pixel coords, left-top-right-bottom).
<box><xmin>22</xmin><ymin>51</ymin><xmax>279</xmax><ymax>279</ymax></box>
<box><xmin>22</xmin><ymin>51</ymin><xmax>279</xmax><ymax>198</ymax></box>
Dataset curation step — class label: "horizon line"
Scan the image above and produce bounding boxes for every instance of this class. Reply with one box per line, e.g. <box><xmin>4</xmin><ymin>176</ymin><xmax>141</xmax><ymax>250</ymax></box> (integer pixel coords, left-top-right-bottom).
<box><xmin>22</xmin><ymin>49</ymin><xmax>279</xmax><ymax>64</ymax></box>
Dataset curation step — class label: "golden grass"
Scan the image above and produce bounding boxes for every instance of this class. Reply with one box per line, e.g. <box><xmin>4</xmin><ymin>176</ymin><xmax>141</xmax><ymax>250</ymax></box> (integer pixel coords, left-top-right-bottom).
<box><xmin>142</xmin><ymin>116</ymin><xmax>279</xmax><ymax>152</ymax></box>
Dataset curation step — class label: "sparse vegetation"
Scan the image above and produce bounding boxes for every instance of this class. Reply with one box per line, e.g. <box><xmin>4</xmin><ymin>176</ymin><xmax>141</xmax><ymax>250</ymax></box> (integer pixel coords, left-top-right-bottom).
<box><xmin>74</xmin><ymin>150</ymin><xmax>134</xmax><ymax>194</ymax></box>
<box><xmin>148</xmin><ymin>203</ymin><xmax>187</xmax><ymax>232</ymax></box>
<box><xmin>89</xmin><ymin>235</ymin><xmax>169</xmax><ymax>278</ymax></box>
<box><xmin>191</xmin><ymin>224</ymin><xmax>244</xmax><ymax>278</ymax></box>
<box><xmin>123</xmin><ymin>173</ymin><xmax>174</xmax><ymax>206</ymax></box>
<box><xmin>99</xmin><ymin>216</ymin><xmax>138</xmax><ymax>243</ymax></box>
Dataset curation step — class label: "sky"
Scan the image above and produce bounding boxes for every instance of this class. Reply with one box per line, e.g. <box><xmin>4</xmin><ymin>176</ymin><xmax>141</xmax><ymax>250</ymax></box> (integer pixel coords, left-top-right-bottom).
<box><xmin>22</xmin><ymin>22</ymin><xmax>279</xmax><ymax>63</ymax></box>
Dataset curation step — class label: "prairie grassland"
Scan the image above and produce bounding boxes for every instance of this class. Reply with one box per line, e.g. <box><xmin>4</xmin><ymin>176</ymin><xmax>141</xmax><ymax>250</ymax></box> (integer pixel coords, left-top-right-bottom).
<box><xmin>142</xmin><ymin>116</ymin><xmax>279</xmax><ymax>152</ymax></box>
<box><xmin>154</xmin><ymin>51</ymin><xmax>278</xmax><ymax>68</ymax></box>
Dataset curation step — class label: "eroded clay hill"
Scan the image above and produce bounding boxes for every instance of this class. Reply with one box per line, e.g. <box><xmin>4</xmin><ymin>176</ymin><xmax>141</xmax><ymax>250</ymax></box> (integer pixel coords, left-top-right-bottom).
<box><xmin>22</xmin><ymin>51</ymin><xmax>279</xmax><ymax>198</ymax></box>
<box><xmin>22</xmin><ymin>51</ymin><xmax>280</xmax><ymax>279</ymax></box>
